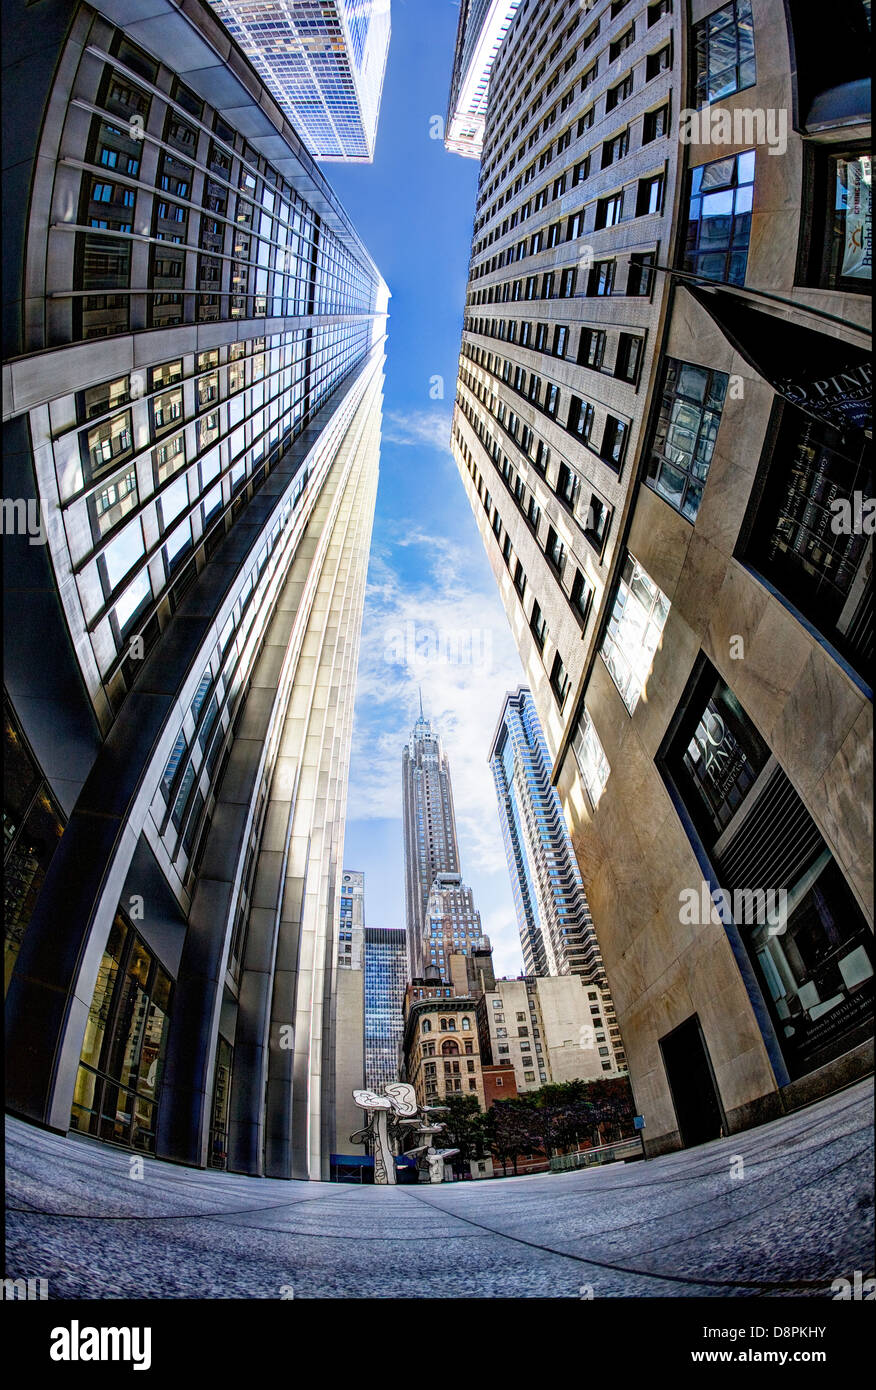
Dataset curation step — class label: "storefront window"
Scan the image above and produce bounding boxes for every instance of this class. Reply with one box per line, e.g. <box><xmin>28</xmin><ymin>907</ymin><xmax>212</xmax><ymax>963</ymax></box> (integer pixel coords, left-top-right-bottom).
<box><xmin>660</xmin><ymin>659</ymin><xmax>874</xmax><ymax>1081</ymax></box>
<box><xmin>69</xmin><ymin>915</ymin><xmax>172</xmax><ymax>1152</ymax></box>
<box><xmin>823</xmin><ymin>153</ymin><xmax>872</xmax><ymax>290</ymax></box>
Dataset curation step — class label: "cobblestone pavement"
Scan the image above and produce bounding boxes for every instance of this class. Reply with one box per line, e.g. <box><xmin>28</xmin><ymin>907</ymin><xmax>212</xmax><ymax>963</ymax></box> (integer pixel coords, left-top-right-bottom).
<box><xmin>5</xmin><ymin>1079</ymin><xmax>873</xmax><ymax>1298</ymax></box>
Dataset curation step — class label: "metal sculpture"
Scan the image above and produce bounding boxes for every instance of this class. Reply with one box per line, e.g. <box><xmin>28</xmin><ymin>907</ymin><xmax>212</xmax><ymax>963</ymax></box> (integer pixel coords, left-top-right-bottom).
<box><xmin>351</xmin><ymin>1084</ymin><xmax>459</xmax><ymax>1184</ymax></box>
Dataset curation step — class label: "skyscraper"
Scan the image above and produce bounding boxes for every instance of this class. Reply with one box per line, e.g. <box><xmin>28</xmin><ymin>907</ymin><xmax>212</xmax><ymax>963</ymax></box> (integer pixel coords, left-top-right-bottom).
<box><xmin>401</xmin><ymin>703</ymin><xmax>460</xmax><ymax>971</ymax></box>
<box><xmin>334</xmin><ymin>871</ymin><xmax>367</xmax><ymax>1150</ymax></box>
<box><xmin>446</xmin><ymin>0</ymin><xmax>872</xmax><ymax>1153</ymax></box>
<box><xmin>445</xmin><ymin>0</ymin><xmax>524</xmax><ymax>158</ymax></box>
<box><xmin>3</xmin><ymin>0</ymin><xmax>388</xmax><ymax>1181</ymax></box>
<box><xmin>401</xmin><ymin>702</ymin><xmax>489</xmax><ymax>980</ymax></box>
<box><xmin>423</xmin><ymin>872</ymin><xmax>483</xmax><ymax>979</ymax></box>
<box><xmin>364</xmin><ymin>926</ymin><xmax>408</xmax><ymax>1092</ymax></box>
<box><xmin>210</xmin><ymin>0</ymin><xmax>391</xmax><ymax>161</ymax></box>
<box><xmin>490</xmin><ymin>687</ymin><xmax>606</xmax><ymax>984</ymax></box>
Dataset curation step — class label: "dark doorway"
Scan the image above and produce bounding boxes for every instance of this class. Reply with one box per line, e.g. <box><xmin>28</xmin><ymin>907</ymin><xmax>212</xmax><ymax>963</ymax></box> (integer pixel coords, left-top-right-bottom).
<box><xmin>660</xmin><ymin>1015</ymin><xmax>725</xmax><ymax>1148</ymax></box>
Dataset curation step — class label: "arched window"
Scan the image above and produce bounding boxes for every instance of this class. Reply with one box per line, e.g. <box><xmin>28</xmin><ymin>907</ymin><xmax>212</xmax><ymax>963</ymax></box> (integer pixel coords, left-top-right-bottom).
<box><xmin>440</xmin><ymin>1018</ymin><xmax>447</xmax><ymax>1031</ymax></box>
<box><xmin>447</xmin><ymin>1019</ymin><xmax>456</xmax><ymax>1031</ymax></box>
<box><xmin>422</xmin><ymin>1018</ymin><xmax>431</xmax><ymax>1033</ymax></box>
<box><xmin>441</xmin><ymin>1039</ymin><xmax>459</xmax><ymax>1056</ymax></box>
<box><xmin>462</xmin><ymin>1017</ymin><xmax>471</xmax><ymax>1030</ymax></box>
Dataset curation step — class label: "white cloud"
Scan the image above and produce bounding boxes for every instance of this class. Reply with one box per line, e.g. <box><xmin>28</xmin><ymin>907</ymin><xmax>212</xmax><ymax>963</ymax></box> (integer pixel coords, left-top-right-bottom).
<box><xmin>381</xmin><ymin>408</ymin><xmax>454</xmax><ymax>451</ymax></box>
<box><xmin>348</xmin><ymin>529</ymin><xmax>527</xmax><ymax>894</ymax></box>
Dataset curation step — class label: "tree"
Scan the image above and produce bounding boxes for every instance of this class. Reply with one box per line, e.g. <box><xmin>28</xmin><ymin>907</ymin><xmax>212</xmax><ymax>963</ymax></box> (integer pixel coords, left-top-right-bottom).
<box><xmin>439</xmin><ymin>1093</ymin><xmax>491</xmax><ymax>1171</ymax></box>
<box><xmin>490</xmin><ymin>1097</ymin><xmax>539</xmax><ymax>1175</ymax></box>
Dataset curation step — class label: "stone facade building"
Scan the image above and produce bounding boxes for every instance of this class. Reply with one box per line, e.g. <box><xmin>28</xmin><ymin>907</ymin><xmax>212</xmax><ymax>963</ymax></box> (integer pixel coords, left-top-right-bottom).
<box><xmin>448</xmin><ymin>0</ymin><xmax>872</xmax><ymax>1151</ymax></box>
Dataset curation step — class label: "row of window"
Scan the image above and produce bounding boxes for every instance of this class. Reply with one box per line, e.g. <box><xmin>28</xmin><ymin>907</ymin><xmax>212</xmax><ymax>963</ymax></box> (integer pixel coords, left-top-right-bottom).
<box><xmin>480</xmin><ymin>0</ymin><xmax>674</xmax><ymax>222</ymax></box>
<box><xmin>67</xmin><ymin>39</ymin><xmax>377</xmax><ymax>342</ymax></box>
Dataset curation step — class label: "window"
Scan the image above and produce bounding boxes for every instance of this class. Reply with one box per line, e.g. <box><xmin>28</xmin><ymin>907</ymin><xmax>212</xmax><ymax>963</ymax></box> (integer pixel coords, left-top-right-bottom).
<box><xmin>606</xmin><ymin>73</ymin><xmax>634</xmax><ymax>112</ymax></box>
<box><xmin>69</xmin><ymin>915</ymin><xmax>172</xmax><ymax>1153</ymax></box>
<box><xmin>643</xmin><ymin>104</ymin><xmax>669</xmax><ymax>144</ymax></box>
<box><xmin>514</xmin><ymin>560</ymin><xmax>526</xmax><ymax>597</ymax></box>
<box><xmin>546</xmin><ymin>525</ymin><xmax>565</xmax><ymax>577</ymax></box>
<box><xmin>646</xmin><ymin>358</ymin><xmax>728</xmax><ymax>519</ymax></box>
<box><xmin>736</xmin><ymin>403</ymin><xmax>872</xmax><ymax>673</ymax></box>
<box><xmin>530</xmin><ymin>601</ymin><xmax>548</xmax><ymax>651</ymax></box>
<box><xmin>577</xmin><ymin>108</ymin><xmax>595</xmax><ymax>137</ymax></box>
<box><xmin>569</xmin><ymin>396</ymin><xmax>594</xmax><ymax>441</ymax></box>
<box><xmin>595</xmin><ymin>192</ymin><xmax>624</xmax><ymax>229</ymax></box>
<box><xmin>684</xmin><ymin>149</ymin><xmax>755</xmax><ymax>286</ymax></box>
<box><xmin>692</xmin><ymin>0</ymin><xmax>756</xmax><ymax>106</ymax></box>
<box><xmin>84</xmin><ymin>411</ymin><xmax>133</xmax><ymax>480</ymax></box>
<box><xmin>646</xmin><ymin>43</ymin><xmax>672</xmax><ymax>80</ymax></box>
<box><xmin>601</xmin><ymin>553</ymin><xmax>670</xmax><ymax>713</ymax></box>
<box><xmin>637</xmin><ymin>173</ymin><xmax>665</xmax><ymax>216</ymax></box>
<box><xmin>572</xmin><ymin>156</ymin><xmax>590</xmax><ymax>186</ymax></box>
<box><xmin>601</xmin><ymin>415</ymin><xmax>629</xmax><ymax>469</ymax></box>
<box><xmin>571</xmin><ymin>569</ymin><xmax>594</xmax><ymax>626</ymax></box>
<box><xmin>588</xmin><ymin>260</ymin><xmax>615</xmax><ymax>296</ymax></box>
<box><xmin>91</xmin><ymin>466</ymin><xmax>138</xmax><ymax>538</ymax></box>
<box><xmin>806</xmin><ymin>150</ymin><xmax>872</xmax><ymax>293</ymax></box>
<box><xmin>553</xmin><ymin>325</ymin><xmax>569</xmax><ymax>357</ymax></box>
<box><xmin>559</xmin><ymin>267</ymin><xmax>577</xmax><ymax>297</ymax></box>
<box><xmin>659</xmin><ymin>656</ymin><xmax>873</xmax><ymax>1082</ymax></box>
<box><xmin>578</xmin><ymin>328</ymin><xmax>606</xmax><ymax>369</ymax></box>
<box><xmin>602</xmin><ymin>130</ymin><xmax>630</xmax><ymax>168</ymax></box>
<box><xmin>610</xmin><ymin>26</ymin><xmax>635</xmax><ymax>62</ymax></box>
<box><xmin>573</xmin><ymin>707</ymin><xmax>611</xmax><ymax>807</ymax></box>
<box><xmin>4</xmin><ymin>702</ymin><xmax>67</xmax><ymax>982</ymax></box>
<box><xmin>648</xmin><ymin>0</ymin><xmax>672</xmax><ymax>23</ymax></box>
<box><xmin>153</xmin><ymin>434</ymin><xmax>185</xmax><ymax>485</ymax></box>
<box><xmin>556</xmin><ymin>462</ymin><xmax>578</xmax><ymax>510</ymax></box>
<box><xmin>615</xmin><ymin>333</ymin><xmax>643</xmax><ymax>384</ymax></box>
<box><xmin>628</xmin><ymin>251</ymin><xmax>656</xmax><ymax>296</ymax></box>
<box><xmin>101</xmin><ymin>517</ymin><xmax>144</xmax><ymax>593</ymax></box>
<box><xmin>584</xmin><ymin>493</ymin><xmax>611</xmax><ymax>551</ymax></box>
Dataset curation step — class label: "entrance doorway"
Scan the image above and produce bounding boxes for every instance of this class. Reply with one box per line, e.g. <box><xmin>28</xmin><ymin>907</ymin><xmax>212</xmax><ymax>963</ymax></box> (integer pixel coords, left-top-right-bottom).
<box><xmin>660</xmin><ymin>1014</ymin><xmax>724</xmax><ymax>1147</ymax></box>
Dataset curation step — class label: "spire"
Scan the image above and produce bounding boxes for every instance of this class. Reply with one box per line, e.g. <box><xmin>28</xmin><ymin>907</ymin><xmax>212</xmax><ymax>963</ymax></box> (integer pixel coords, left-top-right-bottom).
<box><xmin>419</xmin><ymin>686</ymin><xmax>424</xmax><ymax>719</ymax></box>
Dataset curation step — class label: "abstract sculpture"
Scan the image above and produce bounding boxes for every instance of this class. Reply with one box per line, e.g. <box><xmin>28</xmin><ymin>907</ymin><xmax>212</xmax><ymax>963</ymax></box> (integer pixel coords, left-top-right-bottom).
<box><xmin>351</xmin><ymin>1083</ymin><xmax>459</xmax><ymax>1184</ymax></box>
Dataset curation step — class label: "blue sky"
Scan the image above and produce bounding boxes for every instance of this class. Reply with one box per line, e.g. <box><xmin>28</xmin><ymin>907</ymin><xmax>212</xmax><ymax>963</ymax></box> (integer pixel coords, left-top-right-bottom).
<box><xmin>328</xmin><ymin>1</ymin><xmax>528</xmax><ymax>977</ymax></box>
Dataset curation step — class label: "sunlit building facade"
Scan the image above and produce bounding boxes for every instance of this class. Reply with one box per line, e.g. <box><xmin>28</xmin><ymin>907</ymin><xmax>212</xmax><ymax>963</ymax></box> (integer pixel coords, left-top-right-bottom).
<box><xmin>490</xmin><ymin>686</ymin><xmax>607</xmax><ymax>983</ymax></box>
<box><xmin>4</xmin><ymin>0</ymin><xmax>388</xmax><ymax>1180</ymax></box>
<box><xmin>446</xmin><ymin>0</ymin><xmax>524</xmax><ymax>158</ymax></box>
<box><xmin>448</xmin><ymin>0</ymin><xmax>872</xmax><ymax>1152</ymax></box>
<box><xmin>211</xmin><ymin>0</ymin><xmax>391</xmax><ymax>160</ymax></box>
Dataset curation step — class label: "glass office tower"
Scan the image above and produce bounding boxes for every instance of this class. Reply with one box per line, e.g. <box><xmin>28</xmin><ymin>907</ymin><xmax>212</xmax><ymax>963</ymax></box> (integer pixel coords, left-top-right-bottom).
<box><xmin>445</xmin><ymin>0</ymin><xmax>524</xmax><ymax>158</ymax></box>
<box><xmin>364</xmin><ymin>926</ymin><xmax>408</xmax><ymax>1092</ymax></box>
<box><xmin>3</xmin><ymin>0</ymin><xmax>388</xmax><ymax>1181</ymax></box>
<box><xmin>490</xmin><ymin>686</ymin><xmax>606</xmax><ymax>984</ymax></box>
<box><xmin>210</xmin><ymin>0</ymin><xmax>391</xmax><ymax>160</ymax></box>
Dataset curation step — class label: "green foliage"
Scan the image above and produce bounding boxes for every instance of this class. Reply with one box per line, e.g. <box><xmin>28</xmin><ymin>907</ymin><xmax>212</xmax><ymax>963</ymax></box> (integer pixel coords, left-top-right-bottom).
<box><xmin>438</xmin><ymin>1092</ymin><xmax>493</xmax><ymax>1161</ymax></box>
<box><xmin>490</xmin><ymin>1076</ymin><xmax>636</xmax><ymax>1164</ymax></box>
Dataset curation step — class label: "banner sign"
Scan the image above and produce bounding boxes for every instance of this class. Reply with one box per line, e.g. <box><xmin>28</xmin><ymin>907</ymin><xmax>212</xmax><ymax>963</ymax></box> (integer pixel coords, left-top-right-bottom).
<box><xmin>684</xmin><ymin>283</ymin><xmax>871</xmax><ymax>436</ymax></box>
